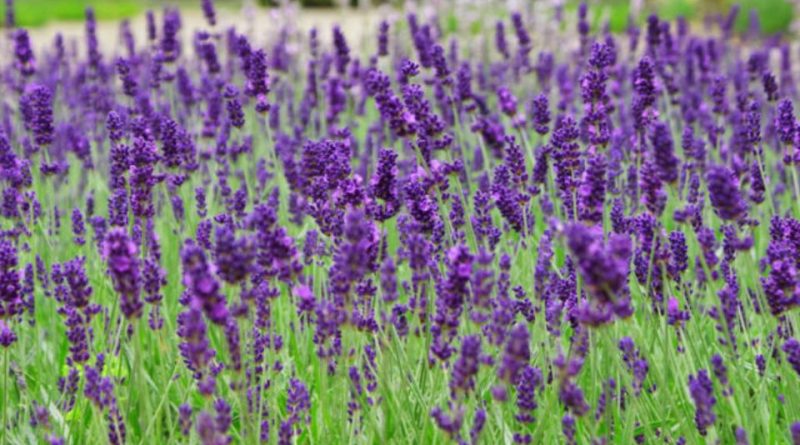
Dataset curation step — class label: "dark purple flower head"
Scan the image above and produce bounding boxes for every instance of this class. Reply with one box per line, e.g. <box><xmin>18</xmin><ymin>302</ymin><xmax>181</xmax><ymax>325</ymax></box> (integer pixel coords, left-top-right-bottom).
<box><xmin>706</xmin><ymin>164</ymin><xmax>746</xmax><ymax>221</ymax></box>
<box><xmin>225</xmin><ymin>85</ymin><xmax>245</xmax><ymax>129</ymax></box>
<box><xmin>650</xmin><ymin>122</ymin><xmax>679</xmax><ymax>183</ymax></box>
<box><xmin>632</xmin><ymin>57</ymin><xmax>656</xmax><ymax>130</ymax></box>
<box><xmin>763</xmin><ymin>72</ymin><xmax>779</xmax><ymax>102</ymax></box>
<box><xmin>495</xmin><ymin>21</ymin><xmax>510</xmax><ymax>60</ymax></box>
<box><xmin>497</xmin><ymin>87</ymin><xmax>518</xmax><ymax>116</ymax></box>
<box><xmin>213</xmin><ymin>225</ymin><xmax>254</xmax><ymax>284</ymax></box>
<box><xmin>640</xmin><ymin>156</ymin><xmax>666</xmax><ymax>216</ymax></box>
<box><xmin>202</xmin><ymin>0</ymin><xmax>216</xmax><ymax>26</ymax></box>
<box><xmin>551</xmin><ymin>115</ymin><xmax>581</xmax><ymax>207</ymax></box>
<box><xmin>688</xmin><ymin>370</ymin><xmax>716</xmax><ymax>436</ymax></box>
<box><xmin>103</xmin><ymin>228</ymin><xmax>143</xmax><ymax>320</ymax></box>
<box><xmin>777</xmin><ymin>99</ymin><xmax>796</xmax><ymax>145</ymax></box>
<box><xmin>0</xmin><ymin>239</ymin><xmax>21</xmax><ymax>323</ymax></box>
<box><xmin>496</xmin><ymin>323</ymin><xmax>530</xmax><ymax>388</ymax></box>
<box><xmin>161</xmin><ymin>8</ymin><xmax>182</xmax><ymax>62</ymax></box>
<box><xmin>145</xmin><ymin>10</ymin><xmax>156</xmax><ymax>41</ymax></box>
<box><xmin>181</xmin><ymin>239</ymin><xmax>228</xmax><ymax>325</ymax></box>
<box><xmin>577</xmin><ymin>154</ymin><xmax>607</xmax><ymax>225</ymax></box>
<box><xmin>22</xmin><ymin>84</ymin><xmax>54</xmax><ymax>147</ymax></box>
<box><xmin>761</xmin><ymin>216</ymin><xmax>800</xmax><ymax>316</ymax></box>
<box><xmin>532</xmin><ymin>94</ymin><xmax>550</xmax><ymax>135</ymax></box>
<box><xmin>367</xmin><ymin>148</ymin><xmax>400</xmax><ymax>221</ymax></box>
<box><xmin>116</xmin><ymin>58</ymin><xmax>137</xmax><ymax>97</ymax></box>
<box><xmin>129</xmin><ymin>136</ymin><xmax>158</xmax><ymax>219</ymax></box>
<box><xmin>565</xmin><ymin>223</ymin><xmax>632</xmax><ymax>324</ymax></box>
<box><xmin>14</xmin><ymin>29</ymin><xmax>35</xmax><ymax>77</ymax></box>
<box><xmin>71</xmin><ymin>208</ymin><xmax>86</xmax><ymax>246</ymax></box>
<box><xmin>377</xmin><ymin>20</ymin><xmax>389</xmax><ymax>57</ymax></box>
<box><xmin>450</xmin><ymin>335</ymin><xmax>482</xmax><ymax>395</ymax></box>
<box><xmin>399</xmin><ymin>59</ymin><xmax>420</xmax><ymax>85</ymax></box>
<box><xmin>791</xmin><ymin>422</ymin><xmax>800</xmax><ymax>445</ymax></box>
<box><xmin>515</xmin><ymin>365</ymin><xmax>542</xmax><ymax>423</ymax></box>
<box><xmin>562</xmin><ymin>414</ymin><xmax>576</xmax><ymax>445</ymax></box>
<box><xmin>5</xmin><ymin>0</ymin><xmax>14</xmax><ymax>28</ymax></box>
<box><xmin>511</xmin><ymin>12</ymin><xmax>531</xmax><ymax>49</ymax></box>
<box><xmin>246</xmin><ymin>49</ymin><xmax>270</xmax><ymax>113</ymax></box>
<box><xmin>179</xmin><ymin>404</ymin><xmax>192</xmax><ymax>436</ymax></box>
<box><xmin>784</xmin><ymin>338</ymin><xmax>800</xmax><ymax>377</ymax></box>
<box><xmin>0</xmin><ymin>320</ymin><xmax>16</xmax><ymax>347</ymax></box>
<box><xmin>668</xmin><ymin>231</ymin><xmax>688</xmax><ymax>280</ymax></box>
<box><xmin>333</xmin><ymin>26</ymin><xmax>351</xmax><ymax>76</ymax></box>
<box><xmin>577</xmin><ymin>2</ymin><xmax>590</xmax><ymax>36</ymax></box>
<box><xmin>85</xmin><ymin>8</ymin><xmax>102</xmax><ymax>70</ymax></box>
<box><xmin>177</xmin><ymin>306</ymin><xmax>216</xmax><ymax>394</ymax></box>
<box><xmin>106</xmin><ymin>111</ymin><xmax>125</xmax><ymax>143</ymax></box>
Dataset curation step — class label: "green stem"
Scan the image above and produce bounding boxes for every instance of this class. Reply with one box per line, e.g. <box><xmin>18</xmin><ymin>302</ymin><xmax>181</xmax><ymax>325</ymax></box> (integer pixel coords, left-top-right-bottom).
<box><xmin>2</xmin><ymin>346</ymin><xmax>8</xmax><ymax>445</ymax></box>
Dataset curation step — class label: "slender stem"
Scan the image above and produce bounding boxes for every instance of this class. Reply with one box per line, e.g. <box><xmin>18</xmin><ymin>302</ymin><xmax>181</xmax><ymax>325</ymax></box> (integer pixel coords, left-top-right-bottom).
<box><xmin>2</xmin><ymin>346</ymin><xmax>8</xmax><ymax>445</ymax></box>
<box><xmin>790</xmin><ymin>161</ymin><xmax>800</xmax><ymax>215</ymax></box>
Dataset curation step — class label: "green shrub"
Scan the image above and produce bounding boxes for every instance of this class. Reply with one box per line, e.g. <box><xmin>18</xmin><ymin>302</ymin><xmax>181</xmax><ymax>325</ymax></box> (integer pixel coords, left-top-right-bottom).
<box><xmin>732</xmin><ymin>0</ymin><xmax>793</xmax><ymax>35</ymax></box>
<box><xmin>0</xmin><ymin>0</ymin><xmax>140</xmax><ymax>28</ymax></box>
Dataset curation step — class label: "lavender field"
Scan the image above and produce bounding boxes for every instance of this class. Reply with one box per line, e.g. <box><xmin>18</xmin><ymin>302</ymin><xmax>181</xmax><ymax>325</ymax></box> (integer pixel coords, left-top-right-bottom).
<box><xmin>1</xmin><ymin>0</ymin><xmax>800</xmax><ymax>444</ymax></box>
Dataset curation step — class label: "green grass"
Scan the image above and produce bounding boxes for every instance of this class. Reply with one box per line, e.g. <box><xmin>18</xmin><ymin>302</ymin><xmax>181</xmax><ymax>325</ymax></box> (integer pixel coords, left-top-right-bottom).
<box><xmin>0</xmin><ymin>0</ymin><xmax>141</xmax><ymax>28</ymax></box>
<box><xmin>564</xmin><ymin>0</ymin><xmax>792</xmax><ymax>34</ymax></box>
<box><xmin>732</xmin><ymin>0</ymin><xmax>794</xmax><ymax>35</ymax></box>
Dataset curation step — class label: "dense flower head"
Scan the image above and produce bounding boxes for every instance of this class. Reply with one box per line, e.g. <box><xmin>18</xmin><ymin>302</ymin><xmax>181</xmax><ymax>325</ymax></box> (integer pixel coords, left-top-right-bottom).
<box><xmin>706</xmin><ymin>164</ymin><xmax>746</xmax><ymax>221</ymax></box>
<box><xmin>640</xmin><ymin>156</ymin><xmax>666</xmax><ymax>216</ymax></box>
<box><xmin>247</xmin><ymin>49</ymin><xmax>270</xmax><ymax>113</ymax></box>
<box><xmin>22</xmin><ymin>84</ymin><xmax>54</xmax><ymax>147</ymax></box>
<box><xmin>578</xmin><ymin>154</ymin><xmax>607</xmax><ymax>225</ymax></box>
<box><xmin>14</xmin><ymin>29</ymin><xmax>36</xmax><ymax>77</ymax></box>
<box><xmin>531</xmin><ymin>94</ymin><xmax>550</xmax><ymax>135</ymax></box>
<box><xmin>496</xmin><ymin>323</ymin><xmax>530</xmax><ymax>388</ymax></box>
<box><xmin>777</xmin><ymin>99</ymin><xmax>796</xmax><ymax>145</ymax></box>
<box><xmin>650</xmin><ymin>121</ymin><xmax>679</xmax><ymax>183</ymax></box>
<box><xmin>202</xmin><ymin>0</ymin><xmax>216</xmax><ymax>26</ymax></box>
<box><xmin>689</xmin><ymin>370</ymin><xmax>717</xmax><ymax>436</ymax></box>
<box><xmin>565</xmin><ymin>223</ymin><xmax>632</xmax><ymax>324</ymax></box>
<box><xmin>450</xmin><ymin>335</ymin><xmax>482</xmax><ymax>396</ymax></box>
<box><xmin>181</xmin><ymin>239</ymin><xmax>229</xmax><ymax>325</ymax></box>
<box><xmin>784</xmin><ymin>338</ymin><xmax>800</xmax><ymax>377</ymax></box>
<box><xmin>213</xmin><ymin>225</ymin><xmax>255</xmax><ymax>284</ymax></box>
<box><xmin>0</xmin><ymin>240</ymin><xmax>22</xmax><ymax>321</ymax></box>
<box><xmin>103</xmin><ymin>228</ymin><xmax>143</xmax><ymax>320</ymax></box>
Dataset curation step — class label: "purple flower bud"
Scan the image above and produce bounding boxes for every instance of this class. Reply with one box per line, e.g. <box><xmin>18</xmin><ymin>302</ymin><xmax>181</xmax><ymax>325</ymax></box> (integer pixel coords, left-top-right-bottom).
<box><xmin>333</xmin><ymin>26</ymin><xmax>350</xmax><ymax>76</ymax></box>
<box><xmin>777</xmin><ymin>99</ymin><xmax>796</xmax><ymax>145</ymax></box>
<box><xmin>784</xmin><ymin>338</ymin><xmax>800</xmax><ymax>377</ymax></box>
<box><xmin>71</xmin><ymin>208</ymin><xmax>86</xmax><ymax>246</ymax></box>
<box><xmin>181</xmin><ymin>239</ymin><xmax>228</xmax><ymax>325</ymax></box>
<box><xmin>377</xmin><ymin>20</ymin><xmax>389</xmax><ymax>57</ymax></box>
<box><xmin>706</xmin><ymin>164</ymin><xmax>746</xmax><ymax>221</ymax></box>
<box><xmin>531</xmin><ymin>94</ymin><xmax>550</xmax><ymax>135</ymax></box>
<box><xmin>202</xmin><ymin>0</ymin><xmax>216</xmax><ymax>26</ymax></box>
<box><xmin>22</xmin><ymin>84</ymin><xmax>54</xmax><ymax>147</ymax></box>
<box><xmin>497</xmin><ymin>87</ymin><xmax>518</xmax><ymax>116</ymax></box>
<box><xmin>14</xmin><ymin>29</ymin><xmax>35</xmax><ymax>77</ymax></box>
<box><xmin>688</xmin><ymin>370</ymin><xmax>716</xmax><ymax>436</ymax></box>
<box><xmin>103</xmin><ymin>228</ymin><xmax>143</xmax><ymax>320</ymax></box>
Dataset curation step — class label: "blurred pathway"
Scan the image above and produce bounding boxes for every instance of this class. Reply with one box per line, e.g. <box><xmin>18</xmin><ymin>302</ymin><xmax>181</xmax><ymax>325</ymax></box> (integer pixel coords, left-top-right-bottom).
<box><xmin>24</xmin><ymin>5</ymin><xmax>391</xmax><ymax>56</ymax></box>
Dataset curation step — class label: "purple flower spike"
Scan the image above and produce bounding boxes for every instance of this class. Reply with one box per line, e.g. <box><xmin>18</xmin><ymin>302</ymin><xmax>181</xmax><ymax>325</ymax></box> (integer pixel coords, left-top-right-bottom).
<box><xmin>181</xmin><ymin>239</ymin><xmax>229</xmax><ymax>325</ymax></box>
<box><xmin>103</xmin><ymin>228</ymin><xmax>143</xmax><ymax>320</ymax></box>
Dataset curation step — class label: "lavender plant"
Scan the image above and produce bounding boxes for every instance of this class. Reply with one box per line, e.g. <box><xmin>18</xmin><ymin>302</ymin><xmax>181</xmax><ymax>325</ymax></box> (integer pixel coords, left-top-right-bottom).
<box><xmin>0</xmin><ymin>1</ymin><xmax>798</xmax><ymax>444</ymax></box>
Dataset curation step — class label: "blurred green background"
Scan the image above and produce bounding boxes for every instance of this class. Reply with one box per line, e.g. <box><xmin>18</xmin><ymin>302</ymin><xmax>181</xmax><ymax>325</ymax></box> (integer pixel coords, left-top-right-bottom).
<box><xmin>0</xmin><ymin>0</ymin><xmax>794</xmax><ymax>35</ymax></box>
<box><xmin>1</xmin><ymin>0</ymin><xmax>141</xmax><ymax>27</ymax></box>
